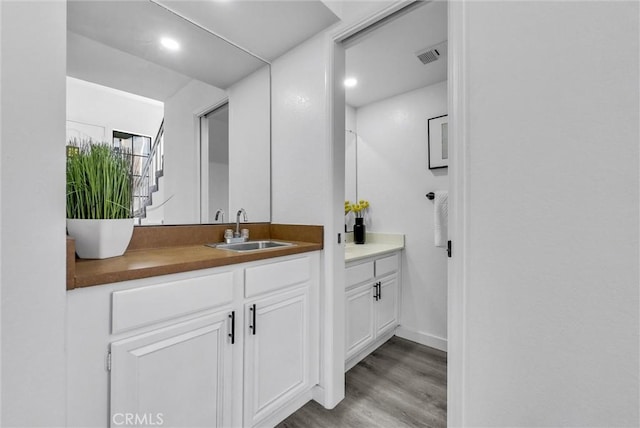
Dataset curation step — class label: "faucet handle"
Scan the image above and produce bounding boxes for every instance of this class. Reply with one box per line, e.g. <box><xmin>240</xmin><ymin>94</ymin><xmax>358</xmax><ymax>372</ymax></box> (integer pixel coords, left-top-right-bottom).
<box><xmin>224</xmin><ymin>229</ymin><xmax>233</xmax><ymax>240</ymax></box>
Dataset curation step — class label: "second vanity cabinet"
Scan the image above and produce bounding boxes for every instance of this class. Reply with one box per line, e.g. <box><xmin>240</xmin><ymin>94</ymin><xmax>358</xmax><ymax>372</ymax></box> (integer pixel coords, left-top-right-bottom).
<box><xmin>345</xmin><ymin>251</ymin><xmax>401</xmax><ymax>370</ymax></box>
<box><xmin>67</xmin><ymin>252</ymin><xmax>319</xmax><ymax>428</ymax></box>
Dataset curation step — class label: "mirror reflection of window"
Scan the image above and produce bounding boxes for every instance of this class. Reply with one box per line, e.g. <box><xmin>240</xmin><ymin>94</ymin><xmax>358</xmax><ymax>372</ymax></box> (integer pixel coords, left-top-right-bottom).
<box><xmin>113</xmin><ymin>130</ymin><xmax>153</xmax><ymax>218</ymax></box>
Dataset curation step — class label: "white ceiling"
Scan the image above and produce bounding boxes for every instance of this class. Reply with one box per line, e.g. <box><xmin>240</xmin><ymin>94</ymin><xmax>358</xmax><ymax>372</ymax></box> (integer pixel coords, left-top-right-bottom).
<box><xmin>156</xmin><ymin>0</ymin><xmax>340</xmax><ymax>61</ymax></box>
<box><xmin>67</xmin><ymin>0</ymin><xmax>268</xmax><ymax>91</ymax></box>
<box><xmin>345</xmin><ymin>1</ymin><xmax>448</xmax><ymax>108</ymax></box>
<box><xmin>67</xmin><ymin>32</ymin><xmax>192</xmax><ymax>102</ymax></box>
<box><xmin>67</xmin><ymin>0</ymin><xmax>339</xmax><ymax>100</ymax></box>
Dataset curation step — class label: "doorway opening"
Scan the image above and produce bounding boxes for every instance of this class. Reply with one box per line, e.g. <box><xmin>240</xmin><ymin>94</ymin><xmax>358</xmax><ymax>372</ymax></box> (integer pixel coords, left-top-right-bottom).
<box><xmin>199</xmin><ymin>102</ymin><xmax>230</xmax><ymax>224</ymax></box>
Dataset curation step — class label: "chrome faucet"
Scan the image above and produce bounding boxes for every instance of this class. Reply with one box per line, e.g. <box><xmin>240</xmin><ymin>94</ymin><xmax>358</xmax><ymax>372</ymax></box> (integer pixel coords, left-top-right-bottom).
<box><xmin>235</xmin><ymin>208</ymin><xmax>247</xmax><ymax>238</ymax></box>
<box><xmin>214</xmin><ymin>209</ymin><xmax>225</xmax><ymax>223</ymax></box>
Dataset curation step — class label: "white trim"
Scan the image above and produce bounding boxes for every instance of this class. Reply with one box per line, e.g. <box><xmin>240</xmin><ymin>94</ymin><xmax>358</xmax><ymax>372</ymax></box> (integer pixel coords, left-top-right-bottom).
<box><xmin>314</xmin><ymin>33</ymin><xmax>347</xmax><ymax>410</ymax></box>
<box><xmin>311</xmin><ymin>385</ymin><xmax>326</xmax><ymax>407</ymax></box>
<box><xmin>196</xmin><ymin>97</ymin><xmax>229</xmax><ymax>223</ymax></box>
<box><xmin>395</xmin><ymin>327</ymin><xmax>447</xmax><ymax>352</ymax></box>
<box><xmin>447</xmin><ymin>0</ymin><xmax>468</xmax><ymax>426</ymax></box>
<box><xmin>193</xmin><ymin>97</ymin><xmax>229</xmax><ymax>119</ymax></box>
<box><xmin>332</xmin><ymin>0</ymin><xmax>420</xmax><ymax>43</ymax></box>
<box><xmin>255</xmin><ymin>388</ymin><xmax>313</xmax><ymax>428</ymax></box>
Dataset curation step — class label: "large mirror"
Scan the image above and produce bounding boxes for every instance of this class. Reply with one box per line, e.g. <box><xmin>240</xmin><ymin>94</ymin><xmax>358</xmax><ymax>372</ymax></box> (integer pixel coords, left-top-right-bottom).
<box><xmin>66</xmin><ymin>0</ymin><xmax>271</xmax><ymax>225</ymax></box>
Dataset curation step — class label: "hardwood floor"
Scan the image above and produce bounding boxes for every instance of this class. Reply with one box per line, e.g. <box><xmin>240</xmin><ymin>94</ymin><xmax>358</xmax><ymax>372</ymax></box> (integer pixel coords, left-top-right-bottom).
<box><xmin>278</xmin><ymin>336</ymin><xmax>447</xmax><ymax>428</ymax></box>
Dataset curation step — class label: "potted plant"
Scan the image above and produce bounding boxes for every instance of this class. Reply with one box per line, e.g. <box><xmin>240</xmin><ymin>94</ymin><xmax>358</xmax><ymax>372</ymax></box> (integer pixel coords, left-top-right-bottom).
<box><xmin>66</xmin><ymin>140</ymin><xmax>134</xmax><ymax>259</ymax></box>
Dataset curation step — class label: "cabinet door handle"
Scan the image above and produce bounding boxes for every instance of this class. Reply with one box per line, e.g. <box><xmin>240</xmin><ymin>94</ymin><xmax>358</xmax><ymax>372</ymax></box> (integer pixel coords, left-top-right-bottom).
<box><xmin>249</xmin><ymin>304</ymin><xmax>257</xmax><ymax>335</ymax></box>
<box><xmin>373</xmin><ymin>283</ymin><xmax>379</xmax><ymax>301</ymax></box>
<box><xmin>228</xmin><ymin>311</ymin><xmax>235</xmax><ymax>344</ymax></box>
<box><xmin>378</xmin><ymin>282</ymin><xmax>382</xmax><ymax>300</ymax></box>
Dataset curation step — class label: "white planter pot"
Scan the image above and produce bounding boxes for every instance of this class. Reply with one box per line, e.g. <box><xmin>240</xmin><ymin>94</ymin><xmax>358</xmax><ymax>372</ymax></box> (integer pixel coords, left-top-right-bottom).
<box><xmin>67</xmin><ymin>218</ymin><xmax>134</xmax><ymax>259</ymax></box>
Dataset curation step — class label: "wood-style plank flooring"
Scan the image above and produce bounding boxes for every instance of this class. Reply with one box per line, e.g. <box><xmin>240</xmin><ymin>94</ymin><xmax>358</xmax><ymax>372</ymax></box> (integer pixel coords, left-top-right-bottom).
<box><xmin>277</xmin><ymin>336</ymin><xmax>447</xmax><ymax>428</ymax></box>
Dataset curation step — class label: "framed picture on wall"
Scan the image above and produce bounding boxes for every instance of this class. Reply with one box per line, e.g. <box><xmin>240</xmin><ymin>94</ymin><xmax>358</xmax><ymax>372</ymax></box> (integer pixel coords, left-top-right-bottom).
<box><xmin>428</xmin><ymin>114</ymin><xmax>448</xmax><ymax>169</ymax></box>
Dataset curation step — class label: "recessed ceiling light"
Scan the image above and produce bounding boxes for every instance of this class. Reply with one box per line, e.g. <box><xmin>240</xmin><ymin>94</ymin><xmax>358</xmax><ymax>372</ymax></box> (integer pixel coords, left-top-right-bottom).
<box><xmin>160</xmin><ymin>37</ymin><xmax>180</xmax><ymax>51</ymax></box>
<box><xmin>344</xmin><ymin>77</ymin><xmax>358</xmax><ymax>88</ymax></box>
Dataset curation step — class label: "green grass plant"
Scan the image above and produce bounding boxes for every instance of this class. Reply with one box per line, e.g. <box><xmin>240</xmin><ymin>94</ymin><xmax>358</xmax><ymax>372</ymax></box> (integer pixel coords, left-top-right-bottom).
<box><xmin>66</xmin><ymin>140</ymin><xmax>132</xmax><ymax>219</ymax></box>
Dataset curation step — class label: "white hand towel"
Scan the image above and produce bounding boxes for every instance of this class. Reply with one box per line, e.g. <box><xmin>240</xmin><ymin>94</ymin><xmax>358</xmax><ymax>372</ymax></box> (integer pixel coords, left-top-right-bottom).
<box><xmin>434</xmin><ymin>190</ymin><xmax>448</xmax><ymax>248</ymax></box>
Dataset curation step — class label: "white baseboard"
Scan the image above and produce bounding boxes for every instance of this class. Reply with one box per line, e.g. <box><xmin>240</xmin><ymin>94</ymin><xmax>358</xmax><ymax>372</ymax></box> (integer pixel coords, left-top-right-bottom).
<box><xmin>395</xmin><ymin>327</ymin><xmax>447</xmax><ymax>352</ymax></box>
<box><xmin>258</xmin><ymin>388</ymin><xmax>313</xmax><ymax>428</ymax></box>
<box><xmin>311</xmin><ymin>385</ymin><xmax>327</xmax><ymax>408</ymax></box>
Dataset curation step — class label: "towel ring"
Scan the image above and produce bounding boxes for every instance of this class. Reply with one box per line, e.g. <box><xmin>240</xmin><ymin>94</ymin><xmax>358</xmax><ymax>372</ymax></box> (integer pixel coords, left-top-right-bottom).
<box><xmin>426</xmin><ymin>192</ymin><xmax>435</xmax><ymax>200</ymax></box>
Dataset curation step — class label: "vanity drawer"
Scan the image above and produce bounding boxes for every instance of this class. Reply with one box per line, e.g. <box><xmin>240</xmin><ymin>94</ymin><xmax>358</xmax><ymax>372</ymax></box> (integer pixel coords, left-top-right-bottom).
<box><xmin>245</xmin><ymin>256</ymin><xmax>311</xmax><ymax>298</ymax></box>
<box><xmin>375</xmin><ymin>253</ymin><xmax>399</xmax><ymax>277</ymax></box>
<box><xmin>112</xmin><ymin>271</ymin><xmax>234</xmax><ymax>334</ymax></box>
<box><xmin>345</xmin><ymin>261</ymin><xmax>374</xmax><ymax>287</ymax></box>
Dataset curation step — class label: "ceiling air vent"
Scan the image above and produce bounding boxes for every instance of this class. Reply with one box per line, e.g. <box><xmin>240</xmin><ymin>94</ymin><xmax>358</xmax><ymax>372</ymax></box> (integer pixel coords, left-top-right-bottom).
<box><xmin>416</xmin><ymin>41</ymin><xmax>448</xmax><ymax>65</ymax></box>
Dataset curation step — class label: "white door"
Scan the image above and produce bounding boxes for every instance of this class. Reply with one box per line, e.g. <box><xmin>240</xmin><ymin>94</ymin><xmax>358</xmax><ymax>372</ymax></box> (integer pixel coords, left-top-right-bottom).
<box><xmin>375</xmin><ymin>275</ymin><xmax>398</xmax><ymax>336</ymax></box>
<box><xmin>345</xmin><ymin>282</ymin><xmax>375</xmax><ymax>360</ymax></box>
<box><xmin>244</xmin><ymin>287</ymin><xmax>309</xmax><ymax>427</ymax></box>
<box><xmin>110</xmin><ymin>311</ymin><xmax>234</xmax><ymax>428</ymax></box>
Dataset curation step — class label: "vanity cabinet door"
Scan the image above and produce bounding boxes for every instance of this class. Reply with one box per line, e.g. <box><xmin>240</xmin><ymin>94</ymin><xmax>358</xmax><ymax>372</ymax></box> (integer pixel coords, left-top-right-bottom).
<box><xmin>374</xmin><ymin>275</ymin><xmax>399</xmax><ymax>337</ymax></box>
<box><xmin>243</xmin><ymin>286</ymin><xmax>310</xmax><ymax>427</ymax></box>
<box><xmin>345</xmin><ymin>282</ymin><xmax>375</xmax><ymax>360</ymax></box>
<box><xmin>109</xmin><ymin>311</ymin><xmax>234</xmax><ymax>428</ymax></box>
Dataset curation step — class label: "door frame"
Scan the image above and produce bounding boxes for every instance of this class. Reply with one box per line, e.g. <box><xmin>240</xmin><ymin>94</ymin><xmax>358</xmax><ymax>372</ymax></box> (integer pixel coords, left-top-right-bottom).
<box><xmin>196</xmin><ymin>98</ymin><xmax>229</xmax><ymax>224</ymax></box>
<box><xmin>329</xmin><ymin>1</ymin><xmax>468</xmax><ymax>425</ymax></box>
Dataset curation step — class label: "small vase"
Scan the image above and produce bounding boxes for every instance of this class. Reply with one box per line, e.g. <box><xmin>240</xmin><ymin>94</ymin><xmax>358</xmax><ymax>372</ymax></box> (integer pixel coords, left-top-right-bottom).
<box><xmin>354</xmin><ymin>217</ymin><xmax>366</xmax><ymax>245</ymax></box>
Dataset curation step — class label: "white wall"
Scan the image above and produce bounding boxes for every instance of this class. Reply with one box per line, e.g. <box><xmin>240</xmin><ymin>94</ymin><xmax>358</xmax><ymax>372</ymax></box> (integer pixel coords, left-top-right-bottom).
<box><xmin>228</xmin><ymin>65</ymin><xmax>271</xmax><ymax>222</ymax></box>
<box><xmin>356</xmin><ymin>81</ymin><xmax>448</xmax><ymax>350</ymax></box>
<box><xmin>454</xmin><ymin>1</ymin><xmax>639</xmax><ymax>426</ymax></box>
<box><xmin>66</xmin><ymin>77</ymin><xmax>164</xmax><ymax>144</ymax></box>
<box><xmin>164</xmin><ymin>66</ymin><xmax>270</xmax><ymax>225</ymax></box>
<box><xmin>272</xmin><ymin>40</ymin><xmax>330</xmax><ymax>226</ymax></box>
<box><xmin>272</xmin><ymin>32</ymin><xmax>346</xmax><ymax>408</ymax></box>
<box><xmin>0</xmin><ymin>1</ymin><xmax>67</xmax><ymax>426</ymax></box>
<box><xmin>163</xmin><ymin>80</ymin><xmax>226</xmax><ymax>224</ymax></box>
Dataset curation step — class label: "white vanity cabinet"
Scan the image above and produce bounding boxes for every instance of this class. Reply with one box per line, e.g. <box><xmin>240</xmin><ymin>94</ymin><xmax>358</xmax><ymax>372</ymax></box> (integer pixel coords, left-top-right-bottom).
<box><xmin>243</xmin><ymin>256</ymin><xmax>318</xmax><ymax>427</ymax></box>
<box><xmin>345</xmin><ymin>251</ymin><xmax>401</xmax><ymax>370</ymax></box>
<box><xmin>107</xmin><ymin>270</ymin><xmax>238</xmax><ymax>428</ymax></box>
<box><xmin>110</xmin><ymin>311</ymin><xmax>234</xmax><ymax>428</ymax></box>
<box><xmin>66</xmin><ymin>252</ymin><xmax>319</xmax><ymax>428</ymax></box>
